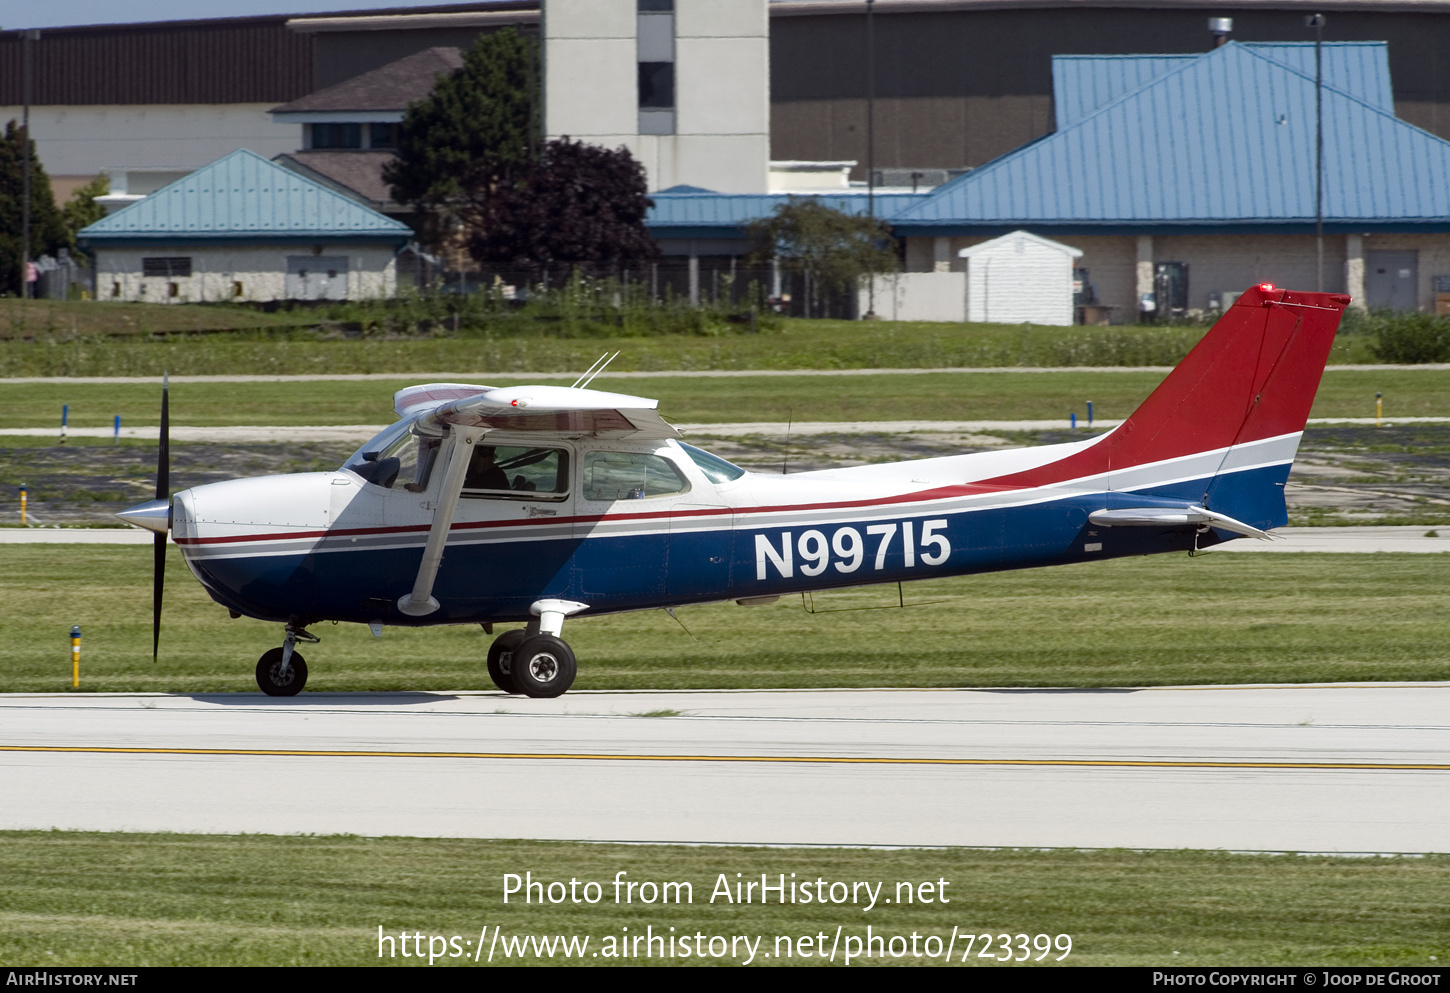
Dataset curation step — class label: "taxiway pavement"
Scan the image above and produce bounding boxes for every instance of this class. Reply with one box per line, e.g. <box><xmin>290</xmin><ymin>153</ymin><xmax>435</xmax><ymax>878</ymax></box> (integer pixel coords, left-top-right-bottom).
<box><xmin>2</xmin><ymin>684</ymin><xmax>1447</xmax><ymax>851</ymax></box>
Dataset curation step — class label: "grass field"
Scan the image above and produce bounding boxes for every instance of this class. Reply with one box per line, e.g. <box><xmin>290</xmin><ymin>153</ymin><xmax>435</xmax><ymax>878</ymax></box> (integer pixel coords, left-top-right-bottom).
<box><xmin>1</xmin><ymin>367</ymin><xmax>1440</xmax><ymax>430</ymax></box>
<box><xmin>1</xmin><ymin>833</ymin><xmax>1446</xmax><ymax>966</ymax></box>
<box><xmin>1</xmin><ymin>547</ymin><xmax>1445</xmax><ymax>694</ymax></box>
<box><xmin>0</xmin><ymin>304</ymin><xmax>1390</xmax><ymax>377</ymax></box>
<box><xmin>0</xmin><ymin>299</ymin><xmax>312</xmax><ymax>338</ymax></box>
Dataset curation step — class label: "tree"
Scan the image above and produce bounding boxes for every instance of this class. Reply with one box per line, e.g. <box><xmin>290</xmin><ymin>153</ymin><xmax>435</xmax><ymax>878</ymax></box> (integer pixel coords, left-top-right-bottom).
<box><xmin>0</xmin><ymin>121</ymin><xmax>68</xmax><ymax>296</ymax></box>
<box><xmin>62</xmin><ymin>173</ymin><xmax>109</xmax><ymax>242</ymax></box>
<box><xmin>748</xmin><ymin>198</ymin><xmax>898</xmax><ymax>317</ymax></box>
<box><xmin>466</xmin><ymin>138</ymin><xmax>658</xmax><ymax>266</ymax></box>
<box><xmin>382</xmin><ymin>28</ymin><xmax>537</xmax><ymax>218</ymax></box>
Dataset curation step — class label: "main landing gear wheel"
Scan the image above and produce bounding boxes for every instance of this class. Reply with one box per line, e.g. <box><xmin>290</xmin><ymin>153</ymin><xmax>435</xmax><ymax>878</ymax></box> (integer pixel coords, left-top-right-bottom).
<box><xmin>256</xmin><ymin>648</ymin><xmax>308</xmax><ymax>696</ymax></box>
<box><xmin>509</xmin><ymin>634</ymin><xmax>577</xmax><ymax>699</ymax></box>
<box><xmin>486</xmin><ymin>629</ymin><xmax>527</xmax><ymax>694</ymax></box>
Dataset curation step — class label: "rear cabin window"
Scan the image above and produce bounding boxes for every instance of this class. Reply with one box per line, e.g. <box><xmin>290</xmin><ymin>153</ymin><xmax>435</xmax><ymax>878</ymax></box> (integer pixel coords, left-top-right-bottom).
<box><xmin>582</xmin><ymin>451</ymin><xmax>689</xmax><ymax>501</ymax></box>
<box><xmin>463</xmin><ymin>445</ymin><xmax>570</xmax><ymax>500</ymax></box>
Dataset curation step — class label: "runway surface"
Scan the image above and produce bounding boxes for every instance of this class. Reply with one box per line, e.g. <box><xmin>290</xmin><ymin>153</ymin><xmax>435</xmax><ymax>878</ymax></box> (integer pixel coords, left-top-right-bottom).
<box><xmin>3</xmin><ymin>684</ymin><xmax>1448</xmax><ymax>851</ymax></box>
<box><xmin>4</xmin><ymin>525</ymin><xmax>1445</xmax><ymax>551</ymax></box>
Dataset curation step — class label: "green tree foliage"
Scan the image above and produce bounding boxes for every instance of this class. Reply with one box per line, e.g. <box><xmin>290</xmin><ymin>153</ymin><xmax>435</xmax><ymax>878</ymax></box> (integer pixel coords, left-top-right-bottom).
<box><xmin>466</xmin><ymin>138</ymin><xmax>658</xmax><ymax>266</ymax></box>
<box><xmin>382</xmin><ymin>27</ymin><xmax>537</xmax><ymax>217</ymax></box>
<box><xmin>748</xmin><ymin>198</ymin><xmax>899</xmax><ymax>317</ymax></box>
<box><xmin>1370</xmin><ymin>311</ymin><xmax>1450</xmax><ymax>363</ymax></box>
<box><xmin>0</xmin><ymin>121</ymin><xmax>69</xmax><ymax>296</ymax></box>
<box><xmin>61</xmin><ymin>174</ymin><xmax>109</xmax><ymax>242</ymax></box>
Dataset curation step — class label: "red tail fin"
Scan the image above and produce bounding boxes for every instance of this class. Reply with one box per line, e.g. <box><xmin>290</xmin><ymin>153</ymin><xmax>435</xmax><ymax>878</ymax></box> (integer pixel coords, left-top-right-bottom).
<box><xmin>990</xmin><ymin>284</ymin><xmax>1350</xmax><ymax>487</ymax></box>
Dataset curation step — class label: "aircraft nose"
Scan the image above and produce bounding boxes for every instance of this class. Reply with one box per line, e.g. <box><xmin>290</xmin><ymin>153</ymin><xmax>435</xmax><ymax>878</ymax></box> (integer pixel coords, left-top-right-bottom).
<box><xmin>116</xmin><ymin>498</ymin><xmax>171</xmax><ymax>534</ymax></box>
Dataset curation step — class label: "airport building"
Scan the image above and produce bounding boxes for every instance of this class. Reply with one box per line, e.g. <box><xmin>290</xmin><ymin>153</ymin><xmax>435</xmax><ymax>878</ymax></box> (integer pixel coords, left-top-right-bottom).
<box><xmin>78</xmin><ymin>150</ymin><xmax>414</xmax><ymax>303</ymax></box>
<box><xmin>10</xmin><ymin>0</ymin><xmax>1450</xmax><ymax>313</ymax></box>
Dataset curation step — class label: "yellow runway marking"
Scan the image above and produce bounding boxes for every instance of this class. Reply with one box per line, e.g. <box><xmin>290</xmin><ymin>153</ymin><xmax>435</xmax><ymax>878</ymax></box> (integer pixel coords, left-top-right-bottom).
<box><xmin>1</xmin><ymin>745</ymin><xmax>1447</xmax><ymax>771</ymax></box>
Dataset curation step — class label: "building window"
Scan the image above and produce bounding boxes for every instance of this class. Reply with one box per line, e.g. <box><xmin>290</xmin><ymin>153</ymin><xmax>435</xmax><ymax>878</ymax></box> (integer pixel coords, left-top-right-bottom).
<box><xmin>142</xmin><ymin>257</ymin><xmax>192</xmax><ymax>278</ymax></box>
<box><xmin>368</xmin><ymin>123</ymin><xmax>400</xmax><ymax>149</ymax></box>
<box><xmin>638</xmin><ymin>1</ymin><xmax>675</xmax><ymax>136</ymax></box>
<box><xmin>310</xmin><ymin>123</ymin><xmax>363</xmax><ymax>149</ymax></box>
<box><xmin>638</xmin><ymin>62</ymin><xmax>674</xmax><ymax>108</ymax></box>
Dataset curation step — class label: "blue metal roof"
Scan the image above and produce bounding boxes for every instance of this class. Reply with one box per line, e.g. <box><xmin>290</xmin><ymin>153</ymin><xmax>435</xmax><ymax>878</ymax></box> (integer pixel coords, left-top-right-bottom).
<box><xmin>79</xmin><ymin>149</ymin><xmax>413</xmax><ymax>244</ymax></box>
<box><xmin>896</xmin><ymin>42</ymin><xmax>1450</xmax><ymax>235</ymax></box>
<box><xmin>647</xmin><ymin>190</ymin><xmax>928</xmax><ymax>239</ymax></box>
<box><xmin>1053</xmin><ymin>42</ymin><xmax>1393</xmax><ymax>130</ymax></box>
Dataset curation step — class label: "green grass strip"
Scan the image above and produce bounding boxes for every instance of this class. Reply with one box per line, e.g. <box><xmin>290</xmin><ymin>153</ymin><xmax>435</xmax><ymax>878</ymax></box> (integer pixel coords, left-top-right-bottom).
<box><xmin>2</xmin><ymin>548</ymin><xmax>1446</xmax><ymax>693</ymax></box>
<box><xmin>1</xmin><ymin>833</ymin><xmax>1447</xmax><ymax>966</ymax></box>
<box><xmin>0</xmin><ymin>368</ymin><xmax>1441</xmax><ymax>429</ymax></box>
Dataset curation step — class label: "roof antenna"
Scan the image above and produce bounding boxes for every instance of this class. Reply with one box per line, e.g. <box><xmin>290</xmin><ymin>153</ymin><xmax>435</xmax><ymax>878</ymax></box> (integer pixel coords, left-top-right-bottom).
<box><xmin>782</xmin><ymin>409</ymin><xmax>793</xmax><ymax>475</ymax></box>
<box><xmin>570</xmin><ymin>353</ymin><xmax>608</xmax><ymax>388</ymax></box>
<box><xmin>572</xmin><ymin>351</ymin><xmax>620</xmax><ymax>389</ymax></box>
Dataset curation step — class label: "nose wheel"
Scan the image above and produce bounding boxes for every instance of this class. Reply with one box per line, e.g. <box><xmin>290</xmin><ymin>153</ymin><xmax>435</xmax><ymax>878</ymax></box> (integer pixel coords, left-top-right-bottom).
<box><xmin>256</xmin><ymin>623</ymin><xmax>317</xmax><ymax>696</ymax></box>
<box><xmin>256</xmin><ymin>648</ymin><xmax>308</xmax><ymax>696</ymax></box>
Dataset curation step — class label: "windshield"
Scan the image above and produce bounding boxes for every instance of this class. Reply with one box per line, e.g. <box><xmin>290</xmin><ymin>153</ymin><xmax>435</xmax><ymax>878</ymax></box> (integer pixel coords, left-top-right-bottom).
<box><xmin>343</xmin><ymin>418</ymin><xmax>440</xmax><ymax>491</ymax></box>
<box><xmin>680</xmin><ymin>443</ymin><xmax>747</xmax><ymax>483</ymax></box>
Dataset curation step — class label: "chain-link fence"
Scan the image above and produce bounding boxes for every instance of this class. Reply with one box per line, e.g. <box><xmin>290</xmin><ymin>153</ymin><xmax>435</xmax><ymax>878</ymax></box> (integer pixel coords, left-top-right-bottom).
<box><xmin>403</xmin><ymin>257</ymin><xmax>860</xmax><ymax>320</ymax></box>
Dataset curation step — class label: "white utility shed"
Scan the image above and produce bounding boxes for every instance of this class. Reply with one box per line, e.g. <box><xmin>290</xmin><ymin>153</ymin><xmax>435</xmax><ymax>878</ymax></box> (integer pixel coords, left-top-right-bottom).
<box><xmin>958</xmin><ymin>230</ymin><xmax>1082</xmax><ymax>325</ymax></box>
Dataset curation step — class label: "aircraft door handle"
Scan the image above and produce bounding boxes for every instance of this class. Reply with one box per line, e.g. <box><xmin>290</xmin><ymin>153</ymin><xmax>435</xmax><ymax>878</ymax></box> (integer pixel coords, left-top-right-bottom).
<box><xmin>525</xmin><ymin>507</ymin><xmax>557</xmax><ymax>517</ymax></box>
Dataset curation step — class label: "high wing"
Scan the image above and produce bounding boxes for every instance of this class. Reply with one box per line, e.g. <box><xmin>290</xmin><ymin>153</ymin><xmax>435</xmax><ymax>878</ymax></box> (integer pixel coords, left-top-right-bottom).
<box><xmin>393</xmin><ymin>382</ymin><xmax>679</xmax><ymax>440</ymax></box>
<box><xmin>392</xmin><ymin>381</ymin><xmax>677</xmax><ymax>618</ymax></box>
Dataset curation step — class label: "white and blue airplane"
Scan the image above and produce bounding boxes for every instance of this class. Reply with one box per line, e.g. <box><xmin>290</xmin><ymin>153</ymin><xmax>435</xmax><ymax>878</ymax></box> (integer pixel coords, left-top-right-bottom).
<box><xmin>119</xmin><ymin>283</ymin><xmax>1350</xmax><ymax>697</ymax></box>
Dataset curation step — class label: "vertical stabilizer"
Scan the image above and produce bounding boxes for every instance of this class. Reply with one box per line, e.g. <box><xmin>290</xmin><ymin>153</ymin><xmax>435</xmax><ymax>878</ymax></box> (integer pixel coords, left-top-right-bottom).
<box><xmin>984</xmin><ymin>285</ymin><xmax>1350</xmax><ymax>512</ymax></box>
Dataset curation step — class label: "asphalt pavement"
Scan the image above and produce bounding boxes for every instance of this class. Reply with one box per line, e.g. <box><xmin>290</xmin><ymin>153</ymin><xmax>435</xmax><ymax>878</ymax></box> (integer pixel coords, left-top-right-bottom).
<box><xmin>2</xmin><ymin>684</ymin><xmax>1447</xmax><ymax>851</ymax></box>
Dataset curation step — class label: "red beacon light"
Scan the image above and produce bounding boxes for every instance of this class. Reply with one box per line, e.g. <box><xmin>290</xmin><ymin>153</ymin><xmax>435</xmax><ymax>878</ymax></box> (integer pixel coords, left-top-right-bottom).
<box><xmin>1258</xmin><ymin>283</ymin><xmax>1275</xmax><ymax>292</ymax></box>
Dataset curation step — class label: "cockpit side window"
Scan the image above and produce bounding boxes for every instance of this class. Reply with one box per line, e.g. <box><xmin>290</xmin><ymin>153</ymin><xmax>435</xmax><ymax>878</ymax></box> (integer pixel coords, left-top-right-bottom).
<box><xmin>462</xmin><ymin>445</ymin><xmax>570</xmax><ymax>501</ymax></box>
<box><xmin>582</xmin><ymin>451</ymin><xmax>690</xmax><ymax>501</ymax></box>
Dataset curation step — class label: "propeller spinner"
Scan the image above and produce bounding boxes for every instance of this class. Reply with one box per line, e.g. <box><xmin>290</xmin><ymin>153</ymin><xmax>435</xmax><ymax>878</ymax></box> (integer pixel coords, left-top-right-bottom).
<box><xmin>115</xmin><ymin>374</ymin><xmax>169</xmax><ymax>660</ymax></box>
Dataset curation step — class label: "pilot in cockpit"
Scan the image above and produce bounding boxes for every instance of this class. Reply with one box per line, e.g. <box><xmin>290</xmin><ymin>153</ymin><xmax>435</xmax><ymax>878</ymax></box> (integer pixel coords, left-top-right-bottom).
<box><xmin>464</xmin><ymin>445</ymin><xmax>510</xmax><ymax>491</ymax></box>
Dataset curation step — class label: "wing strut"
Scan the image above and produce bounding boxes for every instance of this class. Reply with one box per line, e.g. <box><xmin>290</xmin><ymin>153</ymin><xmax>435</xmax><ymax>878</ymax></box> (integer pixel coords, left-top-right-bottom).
<box><xmin>397</xmin><ymin>425</ymin><xmax>488</xmax><ymax>617</ymax></box>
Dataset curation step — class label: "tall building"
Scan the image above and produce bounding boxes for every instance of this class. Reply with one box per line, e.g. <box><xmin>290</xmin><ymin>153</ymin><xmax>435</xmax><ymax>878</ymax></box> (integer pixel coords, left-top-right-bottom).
<box><xmin>544</xmin><ymin>0</ymin><xmax>769</xmax><ymax>193</ymax></box>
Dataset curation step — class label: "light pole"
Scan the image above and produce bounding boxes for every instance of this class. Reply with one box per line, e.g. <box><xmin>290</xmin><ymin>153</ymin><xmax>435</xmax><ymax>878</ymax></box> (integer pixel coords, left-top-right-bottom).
<box><xmin>1307</xmin><ymin>13</ymin><xmax>1325</xmax><ymax>292</ymax></box>
<box><xmin>21</xmin><ymin>30</ymin><xmax>39</xmax><ymax>300</ymax></box>
<box><xmin>864</xmin><ymin>0</ymin><xmax>878</xmax><ymax>319</ymax></box>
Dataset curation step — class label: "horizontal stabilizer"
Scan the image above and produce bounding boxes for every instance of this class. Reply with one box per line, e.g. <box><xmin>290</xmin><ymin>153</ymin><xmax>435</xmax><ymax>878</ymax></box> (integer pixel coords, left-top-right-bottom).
<box><xmin>1089</xmin><ymin>506</ymin><xmax>1274</xmax><ymax>540</ymax></box>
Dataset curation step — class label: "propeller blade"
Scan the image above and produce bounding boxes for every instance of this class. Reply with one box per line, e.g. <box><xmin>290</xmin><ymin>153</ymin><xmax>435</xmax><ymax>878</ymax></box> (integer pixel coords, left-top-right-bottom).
<box><xmin>153</xmin><ymin>373</ymin><xmax>169</xmax><ymax>661</ymax></box>
<box><xmin>156</xmin><ymin>373</ymin><xmax>169</xmax><ymax>501</ymax></box>
<box><xmin>153</xmin><ymin>532</ymin><xmax>165</xmax><ymax>661</ymax></box>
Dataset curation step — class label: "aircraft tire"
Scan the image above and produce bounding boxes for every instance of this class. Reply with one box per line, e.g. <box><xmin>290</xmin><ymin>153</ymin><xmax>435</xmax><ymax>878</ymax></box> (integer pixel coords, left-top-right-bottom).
<box><xmin>509</xmin><ymin>634</ymin><xmax>576</xmax><ymax>699</ymax></box>
<box><xmin>486</xmin><ymin>629</ymin><xmax>527</xmax><ymax>694</ymax></box>
<box><xmin>256</xmin><ymin>648</ymin><xmax>307</xmax><ymax>696</ymax></box>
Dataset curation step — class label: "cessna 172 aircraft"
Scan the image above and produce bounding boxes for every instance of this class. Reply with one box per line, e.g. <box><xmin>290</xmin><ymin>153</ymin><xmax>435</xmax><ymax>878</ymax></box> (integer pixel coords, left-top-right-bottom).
<box><xmin>119</xmin><ymin>283</ymin><xmax>1349</xmax><ymax>698</ymax></box>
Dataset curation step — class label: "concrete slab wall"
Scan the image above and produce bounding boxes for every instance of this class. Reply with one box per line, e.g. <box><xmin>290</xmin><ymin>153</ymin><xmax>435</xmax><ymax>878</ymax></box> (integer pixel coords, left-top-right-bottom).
<box><xmin>859</xmin><ymin>272</ymin><xmax>966</xmax><ymax>321</ymax></box>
